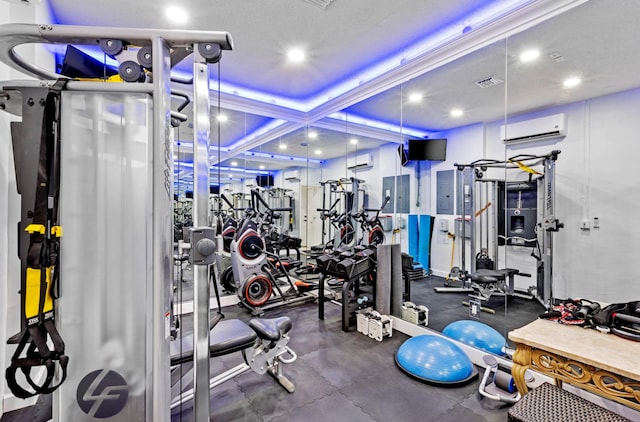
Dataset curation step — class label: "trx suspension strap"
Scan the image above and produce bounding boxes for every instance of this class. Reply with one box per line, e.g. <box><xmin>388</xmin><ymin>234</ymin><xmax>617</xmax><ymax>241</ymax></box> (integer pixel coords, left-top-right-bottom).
<box><xmin>6</xmin><ymin>79</ymin><xmax>69</xmax><ymax>399</ymax></box>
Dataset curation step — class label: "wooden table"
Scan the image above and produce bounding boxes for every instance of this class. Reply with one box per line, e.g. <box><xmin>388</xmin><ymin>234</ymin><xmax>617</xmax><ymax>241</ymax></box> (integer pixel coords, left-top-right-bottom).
<box><xmin>509</xmin><ymin>319</ymin><xmax>640</xmax><ymax>411</ymax></box>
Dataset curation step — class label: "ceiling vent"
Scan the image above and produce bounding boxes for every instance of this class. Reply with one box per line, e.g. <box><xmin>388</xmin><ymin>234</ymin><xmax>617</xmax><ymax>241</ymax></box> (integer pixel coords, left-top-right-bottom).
<box><xmin>303</xmin><ymin>0</ymin><xmax>335</xmax><ymax>9</ymax></box>
<box><xmin>501</xmin><ymin>113</ymin><xmax>567</xmax><ymax>144</ymax></box>
<box><xmin>475</xmin><ymin>76</ymin><xmax>504</xmax><ymax>88</ymax></box>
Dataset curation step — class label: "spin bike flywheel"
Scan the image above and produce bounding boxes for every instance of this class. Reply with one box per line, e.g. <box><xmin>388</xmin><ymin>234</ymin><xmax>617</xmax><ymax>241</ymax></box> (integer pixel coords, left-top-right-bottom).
<box><xmin>368</xmin><ymin>226</ymin><xmax>385</xmax><ymax>245</ymax></box>
<box><xmin>241</xmin><ymin>274</ymin><xmax>273</xmax><ymax>307</ymax></box>
<box><xmin>237</xmin><ymin>230</ymin><xmax>264</xmax><ymax>260</ymax></box>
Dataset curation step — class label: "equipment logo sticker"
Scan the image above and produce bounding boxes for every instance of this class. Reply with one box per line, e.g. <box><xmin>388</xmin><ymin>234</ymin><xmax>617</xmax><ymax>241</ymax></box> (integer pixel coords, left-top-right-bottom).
<box><xmin>76</xmin><ymin>369</ymin><xmax>129</xmax><ymax>418</ymax></box>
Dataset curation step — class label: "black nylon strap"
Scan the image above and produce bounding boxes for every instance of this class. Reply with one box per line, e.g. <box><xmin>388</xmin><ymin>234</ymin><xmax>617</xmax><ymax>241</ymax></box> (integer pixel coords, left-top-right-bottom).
<box><xmin>6</xmin><ymin>79</ymin><xmax>69</xmax><ymax>399</ymax></box>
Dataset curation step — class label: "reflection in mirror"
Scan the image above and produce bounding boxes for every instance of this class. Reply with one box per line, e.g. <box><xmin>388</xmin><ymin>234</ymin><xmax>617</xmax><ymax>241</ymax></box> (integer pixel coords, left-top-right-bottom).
<box><xmin>170</xmin><ymin>0</ymin><xmax>640</xmax><ymax>360</ymax></box>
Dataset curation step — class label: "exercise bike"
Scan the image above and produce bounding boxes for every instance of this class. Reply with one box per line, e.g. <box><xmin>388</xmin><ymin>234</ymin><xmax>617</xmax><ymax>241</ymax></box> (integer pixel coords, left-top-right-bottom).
<box><xmin>353</xmin><ymin>195</ymin><xmax>390</xmax><ymax>246</ymax></box>
<box><xmin>229</xmin><ymin>191</ymin><xmax>315</xmax><ymax>315</ymax></box>
<box><xmin>209</xmin><ymin>194</ymin><xmax>240</xmax><ymax>294</ymax></box>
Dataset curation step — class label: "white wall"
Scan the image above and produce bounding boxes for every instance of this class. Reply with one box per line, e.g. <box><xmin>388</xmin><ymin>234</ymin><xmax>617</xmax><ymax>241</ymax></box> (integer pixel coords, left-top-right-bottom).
<box><xmin>1</xmin><ymin>1</ymin><xmax>53</xmax><ymax>414</ymax></box>
<box><xmin>426</xmin><ymin>88</ymin><xmax>640</xmax><ymax>303</ymax></box>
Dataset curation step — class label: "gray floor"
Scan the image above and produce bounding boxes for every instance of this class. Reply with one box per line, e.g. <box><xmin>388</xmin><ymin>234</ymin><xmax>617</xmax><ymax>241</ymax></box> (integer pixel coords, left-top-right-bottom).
<box><xmin>169</xmin><ymin>298</ymin><xmax>513</xmax><ymax>422</ymax></box>
<box><xmin>1</xmin><ymin>272</ymin><xmax>538</xmax><ymax>422</ymax></box>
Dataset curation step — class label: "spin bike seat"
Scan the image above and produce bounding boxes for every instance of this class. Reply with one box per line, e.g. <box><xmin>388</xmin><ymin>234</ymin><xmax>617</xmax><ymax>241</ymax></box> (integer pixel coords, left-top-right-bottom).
<box><xmin>249</xmin><ymin>316</ymin><xmax>292</xmax><ymax>342</ymax></box>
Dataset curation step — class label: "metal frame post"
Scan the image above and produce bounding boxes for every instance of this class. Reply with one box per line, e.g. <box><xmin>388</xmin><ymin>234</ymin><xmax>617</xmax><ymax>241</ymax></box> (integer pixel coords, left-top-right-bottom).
<box><xmin>192</xmin><ymin>49</ymin><xmax>212</xmax><ymax>422</ymax></box>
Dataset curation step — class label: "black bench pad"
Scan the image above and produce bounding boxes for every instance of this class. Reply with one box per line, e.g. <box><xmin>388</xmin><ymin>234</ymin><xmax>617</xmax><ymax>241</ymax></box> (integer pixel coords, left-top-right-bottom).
<box><xmin>508</xmin><ymin>382</ymin><xmax>631</xmax><ymax>422</ymax></box>
<box><xmin>471</xmin><ymin>268</ymin><xmax>519</xmax><ymax>284</ymax></box>
<box><xmin>170</xmin><ymin>319</ymin><xmax>257</xmax><ymax>366</ymax></box>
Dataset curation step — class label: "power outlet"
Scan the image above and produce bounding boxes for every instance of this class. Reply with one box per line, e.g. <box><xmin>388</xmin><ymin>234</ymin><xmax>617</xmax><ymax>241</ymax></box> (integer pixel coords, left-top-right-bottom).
<box><xmin>580</xmin><ymin>219</ymin><xmax>591</xmax><ymax>230</ymax></box>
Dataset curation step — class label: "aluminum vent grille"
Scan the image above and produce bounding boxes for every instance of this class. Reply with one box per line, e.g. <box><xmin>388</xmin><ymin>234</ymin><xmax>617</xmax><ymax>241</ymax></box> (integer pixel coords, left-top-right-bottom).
<box><xmin>475</xmin><ymin>76</ymin><xmax>504</xmax><ymax>88</ymax></box>
<box><xmin>303</xmin><ymin>0</ymin><xmax>335</xmax><ymax>9</ymax></box>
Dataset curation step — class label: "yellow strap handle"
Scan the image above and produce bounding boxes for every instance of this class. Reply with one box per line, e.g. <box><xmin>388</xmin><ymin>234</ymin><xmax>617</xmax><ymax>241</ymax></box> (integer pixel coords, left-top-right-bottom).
<box><xmin>25</xmin><ymin>224</ymin><xmax>45</xmax><ymax>234</ymax></box>
<box><xmin>24</xmin><ymin>224</ymin><xmax>63</xmax><ymax>236</ymax></box>
<box><xmin>510</xmin><ymin>160</ymin><xmax>542</xmax><ymax>175</ymax></box>
<box><xmin>475</xmin><ymin>201</ymin><xmax>492</xmax><ymax>217</ymax></box>
<box><xmin>51</xmin><ymin>226</ymin><xmax>63</xmax><ymax>237</ymax></box>
<box><xmin>25</xmin><ymin>267</ymin><xmax>54</xmax><ymax>320</ymax></box>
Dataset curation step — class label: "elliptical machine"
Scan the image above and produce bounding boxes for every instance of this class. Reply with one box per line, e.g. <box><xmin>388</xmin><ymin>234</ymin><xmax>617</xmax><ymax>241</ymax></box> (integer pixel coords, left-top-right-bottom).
<box><xmin>230</xmin><ymin>189</ymin><xmax>315</xmax><ymax>315</ymax></box>
<box><xmin>354</xmin><ymin>195</ymin><xmax>390</xmax><ymax>246</ymax></box>
<box><xmin>209</xmin><ymin>193</ymin><xmax>239</xmax><ymax>293</ymax></box>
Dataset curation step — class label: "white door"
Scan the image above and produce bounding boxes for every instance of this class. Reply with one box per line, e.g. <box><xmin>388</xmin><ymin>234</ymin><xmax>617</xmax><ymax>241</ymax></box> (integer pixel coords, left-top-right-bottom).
<box><xmin>300</xmin><ymin>185</ymin><xmax>323</xmax><ymax>249</ymax></box>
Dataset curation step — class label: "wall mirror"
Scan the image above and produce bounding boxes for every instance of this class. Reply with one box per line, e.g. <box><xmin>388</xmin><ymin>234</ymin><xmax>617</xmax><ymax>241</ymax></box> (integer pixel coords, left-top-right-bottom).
<box><xmin>166</xmin><ymin>0</ymin><xmax>640</xmax><ymax>353</ymax></box>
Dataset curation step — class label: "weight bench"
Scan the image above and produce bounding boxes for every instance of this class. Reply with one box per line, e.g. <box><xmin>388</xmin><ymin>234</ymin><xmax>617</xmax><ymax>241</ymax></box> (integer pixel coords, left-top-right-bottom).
<box><xmin>170</xmin><ymin>316</ymin><xmax>296</xmax><ymax>410</ymax></box>
<box><xmin>470</xmin><ymin>268</ymin><xmax>522</xmax><ymax>300</ymax></box>
<box><xmin>508</xmin><ymin>382</ymin><xmax>631</xmax><ymax>422</ymax></box>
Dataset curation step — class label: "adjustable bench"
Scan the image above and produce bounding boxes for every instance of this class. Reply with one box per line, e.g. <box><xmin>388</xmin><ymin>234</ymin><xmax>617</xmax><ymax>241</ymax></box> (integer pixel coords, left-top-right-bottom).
<box><xmin>170</xmin><ymin>316</ymin><xmax>296</xmax><ymax>409</ymax></box>
<box><xmin>470</xmin><ymin>268</ymin><xmax>522</xmax><ymax>300</ymax></box>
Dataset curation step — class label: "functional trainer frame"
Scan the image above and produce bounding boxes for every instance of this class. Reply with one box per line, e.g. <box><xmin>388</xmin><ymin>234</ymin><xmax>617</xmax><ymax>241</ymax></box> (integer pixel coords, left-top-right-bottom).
<box><xmin>0</xmin><ymin>23</ymin><xmax>232</xmax><ymax>421</ymax></box>
<box><xmin>435</xmin><ymin>151</ymin><xmax>562</xmax><ymax>308</ymax></box>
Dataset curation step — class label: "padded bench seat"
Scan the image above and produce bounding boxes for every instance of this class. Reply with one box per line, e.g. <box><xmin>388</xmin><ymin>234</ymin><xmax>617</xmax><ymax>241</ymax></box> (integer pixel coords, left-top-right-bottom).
<box><xmin>508</xmin><ymin>382</ymin><xmax>631</xmax><ymax>422</ymax></box>
<box><xmin>170</xmin><ymin>319</ymin><xmax>257</xmax><ymax>366</ymax></box>
<box><xmin>470</xmin><ymin>268</ymin><xmax>519</xmax><ymax>284</ymax></box>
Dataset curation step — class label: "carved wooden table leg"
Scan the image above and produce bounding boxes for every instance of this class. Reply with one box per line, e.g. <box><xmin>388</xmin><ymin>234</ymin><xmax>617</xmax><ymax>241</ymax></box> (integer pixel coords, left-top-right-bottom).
<box><xmin>511</xmin><ymin>343</ymin><xmax>532</xmax><ymax>395</ymax></box>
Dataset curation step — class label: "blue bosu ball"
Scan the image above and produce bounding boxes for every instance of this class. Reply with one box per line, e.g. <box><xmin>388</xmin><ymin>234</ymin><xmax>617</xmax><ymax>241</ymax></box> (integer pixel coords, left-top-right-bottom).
<box><xmin>395</xmin><ymin>335</ymin><xmax>477</xmax><ymax>386</ymax></box>
<box><xmin>442</xmin><ymin>320</ymin><xmax>506</xmax><ymax>356</ymax></box>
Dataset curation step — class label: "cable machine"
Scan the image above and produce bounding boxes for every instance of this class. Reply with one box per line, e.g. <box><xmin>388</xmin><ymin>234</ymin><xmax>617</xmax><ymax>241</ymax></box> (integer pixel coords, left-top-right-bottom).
<box><xmin>0</xmin><ymin>24</ymin><xmax>232</xmax><ymax>421</ymax></box>
<box><xmin>436</xmin><ymin>151</ymin><xmax>562</xmax><ymax>309</ymax></box>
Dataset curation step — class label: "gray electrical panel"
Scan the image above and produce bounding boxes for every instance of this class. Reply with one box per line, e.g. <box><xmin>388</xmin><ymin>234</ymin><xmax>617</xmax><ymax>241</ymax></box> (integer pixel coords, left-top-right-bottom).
<box><xmin>436</xmin><ymin>170</ymin><xmax>454</xmax><ymax>214</ymax></box>
<box><xmin>396</xmin><ymin>174</ymin><xmax>410</xmax><ymax>213</ymax></box>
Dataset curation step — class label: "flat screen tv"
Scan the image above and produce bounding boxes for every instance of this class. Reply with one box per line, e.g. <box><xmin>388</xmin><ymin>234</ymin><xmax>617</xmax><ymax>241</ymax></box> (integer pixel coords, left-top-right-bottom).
<box><xmin>397</xmin><ymin>144</ymin><xmax>409</xmax><ymax>166</ymax></box>
<box><xmin>256</xmin><ymin>175</ymin><xmax>274</xmax><ymax>187</ymax></box>
<box><xmin>407</xmin><ymin>139</ymin><xmax>447</xmax><ymax>161</ymax></box>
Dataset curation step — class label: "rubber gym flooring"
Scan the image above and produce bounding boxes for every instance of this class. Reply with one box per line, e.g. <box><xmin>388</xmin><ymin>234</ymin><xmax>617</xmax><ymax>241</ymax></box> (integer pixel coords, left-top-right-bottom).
<box><xmin>1</xmin><ymin>274</ymin><xmax>543</xmax><ymax>422</ymax></box>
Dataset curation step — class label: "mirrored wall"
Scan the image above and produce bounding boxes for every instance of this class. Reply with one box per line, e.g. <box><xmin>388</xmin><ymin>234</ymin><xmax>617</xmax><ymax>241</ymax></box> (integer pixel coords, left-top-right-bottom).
<box><xmin>172</xmin><ymin>0</ymin><xmax>640</xmax><ymax>353</ymax></box>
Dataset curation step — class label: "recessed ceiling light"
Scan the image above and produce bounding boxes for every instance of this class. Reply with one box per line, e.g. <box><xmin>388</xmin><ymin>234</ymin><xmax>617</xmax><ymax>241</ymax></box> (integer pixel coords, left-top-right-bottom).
<box><xmin>287</xmin><ymin>48</ymin><xmax>305</xmax><ymax>63</ymax></box>
<box><xmin>563</xmin><ymin>76</ymin><xmax>581</xmax><ymax>88</ymax></box>
<box><xmin>165</xmin><ymin>6</ymin><xmax>188</xmax><ymax>23</ymax></box>
<box><xmin>520</xmin><ymin>49</ymin><xmax>540</xmax><ymax>63</ymax></box>
<box><xmin>279</xmin><ymin>144</ymin><xmax>287</xmax><ymax>150</ymax></box>
<box><xmin>259</xmin><ymin>165</ymin><xmax>265</xmax><ymax>170</ymax></box>
<box><xmin>314</xmin><ymin>149</ymin><xmax>322</xmax><ymax>155</ymax></box>
<box><xmin>217</xmin><ymin>114</ymin><xmax>227</xmax><ymax>122</ymax></box>
<box><xmin>450</xmin><ymin>108</ymin><xmax>464</xmax><ymax>117</ymax></box>
<box><xmin>228</xmin><ymin>173</ymin><xmax>233</xmax><ymax>178</ymax></box>
<box><xmin>308</xmin><ymin>131</ymin><xmax>318</xmax><ymax>139</ymax></box>
<box><xmin>350</xmin><ymin>138</ymin><xmax>358</xmax><ymax>145</ymax></box>
<box><xmin>408</xmin><ymin>93</ymin><xmax>423</xmax><ymax>103</ymax></box>
<box><xmin>231</xmin><ymin>161</ymin><xmax>238</xmax><ymax>166</ymax></box>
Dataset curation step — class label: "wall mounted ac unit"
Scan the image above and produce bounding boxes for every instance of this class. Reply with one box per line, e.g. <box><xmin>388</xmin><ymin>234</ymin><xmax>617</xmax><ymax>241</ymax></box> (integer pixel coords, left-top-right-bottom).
<box><xmin>244</xmin><ymin>179</ymin><xmax>255</xmax><ymax>188</ymax></box>
<box><xmin>501</xmin><ymin>113</ymin><xmax>567</xmax><ymax>144</ymax></box>
<box><xmin>347</xmin><ymin>152</ymin><xmax>373</xmax><ymax>170</ymax></box>
<box><xmin>284</xmin><ymin>168</ymin><xmax>301</xmax><ymax>181</ymax></box>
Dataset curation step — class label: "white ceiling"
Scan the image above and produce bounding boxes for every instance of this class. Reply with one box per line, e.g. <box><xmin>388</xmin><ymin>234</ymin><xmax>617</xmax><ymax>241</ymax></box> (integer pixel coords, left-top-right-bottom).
<box><xmin>45</xmin><ymin>0</ymin><xmax>640</xmax><ymax>187</ymax></box>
